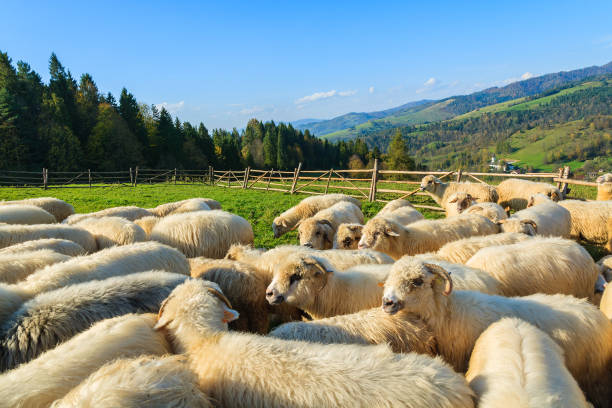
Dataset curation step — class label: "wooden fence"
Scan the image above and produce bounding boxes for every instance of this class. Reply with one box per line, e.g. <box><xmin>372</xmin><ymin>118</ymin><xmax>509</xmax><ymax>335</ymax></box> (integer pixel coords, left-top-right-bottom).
<box><xmin>0</xmin><ymin>161</ymin><xmax>596</xmax><ymax>212</ymax></box>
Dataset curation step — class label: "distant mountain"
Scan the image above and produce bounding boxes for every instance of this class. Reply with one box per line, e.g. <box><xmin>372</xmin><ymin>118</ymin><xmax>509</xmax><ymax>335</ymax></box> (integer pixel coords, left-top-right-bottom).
<box><xmin>292</xmin><ymin>99</ymin><xmax>433</xmax><ymax>136</ymax></box>
<box><xmin>295</xmin><ymin>60</ymin><xmax>612</xmax><ymax>141</ymax></box>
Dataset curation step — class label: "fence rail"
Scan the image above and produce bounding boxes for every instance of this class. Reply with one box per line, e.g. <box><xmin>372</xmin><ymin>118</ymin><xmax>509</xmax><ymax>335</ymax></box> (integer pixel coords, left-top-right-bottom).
<box><xmin>0</xmin><ymin>162</ymin><xmax>596</xmax><ymax>211</ymax></box>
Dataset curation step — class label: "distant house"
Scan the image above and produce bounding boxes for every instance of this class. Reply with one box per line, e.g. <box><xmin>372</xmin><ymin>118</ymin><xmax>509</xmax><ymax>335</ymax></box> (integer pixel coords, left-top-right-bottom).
<box><xmin>489</xmin><ymin>156</ymin><xmax>521</xmax><ymax>173</ymax></box>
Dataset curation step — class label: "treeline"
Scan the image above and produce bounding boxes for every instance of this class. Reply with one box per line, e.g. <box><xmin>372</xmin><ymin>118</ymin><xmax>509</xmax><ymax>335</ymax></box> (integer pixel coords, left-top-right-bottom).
<box><xmin>362</xmin><ymin>80</ymin><xmax>612</xmax><ymax>170</ymax></box>
<box><xmin>0</xmin><ymin>51</ymin><xmax>381</xmax><ymax>172</ymax></box>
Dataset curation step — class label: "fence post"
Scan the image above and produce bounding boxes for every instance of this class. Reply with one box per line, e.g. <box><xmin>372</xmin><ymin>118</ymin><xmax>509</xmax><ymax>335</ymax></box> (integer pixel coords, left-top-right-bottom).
<box><xmin>209</xmin><ymin>167</ymin><xmax>214</xmax><ymax>185</ymax></box>
<box><xmin>267</xmin><ymin>169</ymin><xmax>273</xmax><ymax>191</ymax></box>
<box><xmin>325</xmin><ymin>169</ymin><xmax>333</xmax><ymax>194</ymax></box>
<box><xmin>456</xmin><ymin>168</ymin><xmax>463</xmax><ymax>182</ymax></box>
<box><xmin>290</xmin><ymin>162</ymin><xmax>302</xmax><ymax>194</ymax></box>
<box><xmin>243</xmin><ymin>167</ymin><xmax>250</xmax><ymax>189</ymax></box>
<box><xmin>129</xmin><ymin>168</ymin><xmax>133</xmax><ymax>186</ymax></box>
<box><xmin>42</xmin><ymin>168</ymin><xmax>47</xmax><ymax>190</ymax></box>
<box><xmin>227</xmin><ymin>171</ymin><xmax>231</xmax><ymax>188</ymax></box>
<box><xmin>369</xmin><ymin>159</ymin><xmax>379</xmax><ymax>202</ymax></box>
<box><xmin>556</xmin><ymin>167</ymin><xmax>564</xmax><ymax>190</ymax></box>
<box><xmin>134</xmin><ymin>166</ymin><xmax>139</xmax><ymax>187</ymax></box>
<box><xmin>174</xmin><ymin>168</ymin><xmax>177</xmax><ymax>185</ymax></box>
<box><xmin>561</xmin><ymin>166</ymin><xmax>571</xmax><ymax>197</ymax></box>
<box><xmin>88</xmin><ymin>169</ymin><xmax>92</xmax><ymax>188</ymax></box>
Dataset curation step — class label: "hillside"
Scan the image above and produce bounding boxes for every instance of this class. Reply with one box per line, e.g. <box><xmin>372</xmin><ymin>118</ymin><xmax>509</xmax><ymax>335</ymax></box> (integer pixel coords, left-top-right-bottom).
<box><xmin>305</xmin><ymin>60</ymin><xmax>612</xmax><ymax>141</ymax></box>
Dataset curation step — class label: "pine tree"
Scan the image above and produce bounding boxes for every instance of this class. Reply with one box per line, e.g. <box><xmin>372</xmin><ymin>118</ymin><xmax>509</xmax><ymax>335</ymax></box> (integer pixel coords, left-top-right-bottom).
<box><xmin>263</xmin><ymin>128</ymin><xmax>276</xmax><ymax>168</ymax></box>
<box><xmin>386</xmin><ymin>130</ymin><xmax>415</xmax><ymax>170</ymax></box>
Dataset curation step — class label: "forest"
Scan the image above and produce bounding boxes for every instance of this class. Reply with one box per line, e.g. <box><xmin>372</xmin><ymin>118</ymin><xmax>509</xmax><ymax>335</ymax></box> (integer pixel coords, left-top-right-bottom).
<box><xmin>0</xmin><ymin>51</ymin><xmax>384</xmax><ymax>172</ymax></box>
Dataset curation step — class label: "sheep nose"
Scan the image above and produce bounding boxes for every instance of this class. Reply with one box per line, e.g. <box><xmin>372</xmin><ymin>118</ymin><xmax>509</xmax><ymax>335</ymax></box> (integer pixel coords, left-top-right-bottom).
<box><xmin>358</xmin><ymin>242</ymin><xmax>369</xmax><ymax>250</ymax></box>
<box><xmin>419</xmin><ymin>186</ymin><xmax>425</xmax><ymax>191</ymax></box>
<box><xmin>382</xmin><ymin>297</ymin><xmax>400</xmax><ymax>315</ymax></box>
<box><xmin>267</xmin><ymin>294</ymin><xmax>284</xmax><ymax>305</ymax></box>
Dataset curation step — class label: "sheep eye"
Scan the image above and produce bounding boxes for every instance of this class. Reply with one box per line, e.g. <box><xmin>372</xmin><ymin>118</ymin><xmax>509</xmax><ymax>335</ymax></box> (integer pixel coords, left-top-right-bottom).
<box><xmin>412</xmin><ymin>278</ymin><xmax>424</xmax><ymax>287</ymax></box>
<box><xmin>290</xmin><ymin>274</ymin><xmax>301</xmax><ymax>285</ymax></box>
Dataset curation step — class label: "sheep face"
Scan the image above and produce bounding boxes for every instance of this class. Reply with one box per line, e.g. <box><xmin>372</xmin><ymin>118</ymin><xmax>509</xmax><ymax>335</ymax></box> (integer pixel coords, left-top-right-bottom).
<box><xmin>154</xmin><ymin>279</ymin><xmax>239</xmax><ymax>339</ymax></box>
<box><xmin>419</xmin><ymin>175</ymin><xmax>440</xmax><ymax>192</ymax></box>
<box><xmin>382</xmin><ymin>257</ymin><xmax>452</xmax><ymax>315</ymax></box>
<box><xmin>596</xmin><ymin>173</ymin><xmax>612</xmax><ymax>184</ymax></box>
<box><xmin>333</xmin><ymin>223</ymin><xmax>363</xmax><ymax>249</ymax></box>
<box><xmin>358</xmin><ymin>218</ymin><xmax>400</xmax><ymax>252</ymax></box>
<box><xmin>272</xmin><ymin>217</ymin><xmax>289</xmax><ymax>238</ymax></box>
<box><xmin>265</xmin><ymin>255</ymin><xmax>331</xmax><ymax>308</ymax></box>
<box><xmin>498</xmin><ymin>218</ymin><xmax>537</xmax><ymax>236</ymax></box>
<box><xmin>526</xmin><ymin>193</ymin><xmax>551</xmax><ymax>208</ymax></box>
<box><xmin>297</xmin><ymin>219</ymin><xmax>334</xmax><ymax>249</ymax></box>
<box><xmin>447</xmin><ymin>192</ymin><xmax>475</xmax><ymax>214</ymax></box>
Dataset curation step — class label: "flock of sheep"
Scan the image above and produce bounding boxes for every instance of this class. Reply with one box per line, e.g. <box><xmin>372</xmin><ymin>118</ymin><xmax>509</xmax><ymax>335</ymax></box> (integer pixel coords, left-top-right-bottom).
<box><xmin>0</xmin><ymin>173</ymin><xmax>611</xmax><ymax>407</ymax></box>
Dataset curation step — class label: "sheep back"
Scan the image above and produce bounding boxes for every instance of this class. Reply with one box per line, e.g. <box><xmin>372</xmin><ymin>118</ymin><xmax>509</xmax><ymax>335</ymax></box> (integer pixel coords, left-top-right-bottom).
<box><xmin>0</xmin><ymin>224</ymin><xmax>97</xmax><ymax>253</ymax></box>
<box><xmin>74</xmin><ymin>216</ymin><xmax>147</xmax><ymax>249</ymax></box>
<box><xmin>0</xmin><ymin>197</ymin><xmax>74</xmax><ymax>222</ymax></box>
<box><xmin>0</xmin><ymin>238</ymin><xmax>86</xmax><ymax>257</ymax></box>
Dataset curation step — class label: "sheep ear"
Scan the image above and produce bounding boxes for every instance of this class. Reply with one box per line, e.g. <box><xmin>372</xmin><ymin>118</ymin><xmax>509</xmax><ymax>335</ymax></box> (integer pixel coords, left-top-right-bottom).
<box><xmin>222</xmin><ymin>305</ymin><xmax>240</xmax><ymax>323</ymax></box>
<box><xmin>496</xmin><ymin>219</ymin><xmax>507</xmax><ymax>225</ymax></box>
<box><xmin>423</xmin><ymin>263</ymin><xmax>453</xmax><ymax>296</ymax></box>
<box><xmin>290</xmin><ymin>220</ymin><xmax>301</xmax><ymax>231</ymax></box>
<box><xmin>154</xmin><ymin>294</ymin><xmax>174</xmax><ymax>331</ymax></box>
<box><xmin>448</xmin><ymin>197</ymin><xmax>458</xmax><ymax>203</ymax></box>
<box><xmin>303</xmin><ymin>257</ymin><xmax>332</xmax><ymax>275</ymax></box>
<box><xmin>377</xmin><ymin>282</ymin><xmax>384</xmax><ymax>287</ymax></box>
<box><xmin>206</xmin><ymin>287</ymin><xmax>234</xmax><ymax>310</ymax></box>
<box><xmin>521</xmin><ymin>219</ymin><xmax>537</xmax><ymax>231</ymax></box>
<box><xmin>385</xmin><ymin>226</ymin><xmax>400</xmax><ymax>237</ymax></box>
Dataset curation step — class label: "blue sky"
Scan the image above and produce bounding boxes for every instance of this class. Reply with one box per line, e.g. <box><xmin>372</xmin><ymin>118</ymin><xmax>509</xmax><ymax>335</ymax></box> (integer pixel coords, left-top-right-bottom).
<box><xmin>1</xmin><ymin>0</ymin><xmax>611</xmax><ymax>129</ymax></box>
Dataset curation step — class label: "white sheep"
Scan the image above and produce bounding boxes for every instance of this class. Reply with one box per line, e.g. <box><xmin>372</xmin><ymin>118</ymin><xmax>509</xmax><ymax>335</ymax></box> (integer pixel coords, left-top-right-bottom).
<box><xmin>466</xmin><ymin>318</ymin><xmax>591</xmax><ymax>408</ymax></box>
<box><xmin>0</xmin><ymin>224</ymin><xmax>97</xmax><ymax>253</ymax></box>
<box><xmin>149</xmin><ymin>197</ymin><xmax>221</xmax><ymax>217</ymax></box>
<box><xmin>496</xmin><ymin>178</ymin><xmax>562</xmax><ymax>210</ymax></box>
<box><xmin>297</xmin><ymin>201</ymin><xmax>364</xmax><ymax>249</ymax></box>
<box><xmin>558</xmin><ymin>199</ymin><xmax>612</xmax><ymax>243</ymax></box>
<box><xmin>420</xmin><ymin>175</ymin><xmax>499</xmax><ymax>207</ymax></box>
<box><xmin>599</xmin><ymin>255</ymin><xmax>612</xmax><ymax>282</ymax></box>
<box><xmin>600</xmin><ymin>284</ymin><xmax>612</xmax><ymax>321</ymax></box>
<box><xmin>0</xmin><ymin>270</ymin><xmax>187</xmax><ymax>371</ymax></box>
<box><xmin>0</xmin><ymin>314</ymin><xmax>169</xmax><ymax>408</ymax></box>
<box><xmin>413</xmin><ymin>256</ymin><xmax>500</xmax><ymax>295</ymax></box>
<box><xmin>150</xmin><ymin>210</ymin><xmax>253</xmax><ymax>258</ymax></box>
<box><xmin>464</xmin><ymin>201</ymin><xmax>508</xmax><ymax>222</ymax></box>
<box><xmin>382</xmin><ymin>256</ymin><xmax>612</xmax><ymax>407</ymax></box>
<box><xmin>0</xmin><ymin>204</ymin><xmax>56</xmax><ymax>225</ymax></box>
<box><xmin>0</xmin><ymin>238</ymin><xmax>86</xmax><ymax>257</ymax></box>
<box><xmin>134</xmin><ymin>215</ymin><xmax>160</xmax><ymax>238</ymax></box>
<box><xmin>51</xmin><ymin>355</ymin><xmax>211</xmax><ymax>408</ymax></box>
<box><xmin>445</xmin><ymin>192</ymin><xmax>508</xmax><ymax>222</ymax></box>
<box><xmin>333</xmin><ymin>223</ymin><xmax>364</xmax><ymax>249</ymax></box>
<box><xmin>499</xmin><ymin>193</ymin><xmax>571</xmax><ymax>238</ymax></box>
<box><xmin>596</xmin><ymin>173</ymin><xmax>612</xmax><ymax>201</ymax></box>
<box><xmin>0</xmin><ymin>250</ymin><xmax>70</xmax><ymax>284</ymax></box>
<box><xmin>358</xmin><ymin>214</ymin><xmax>499</xmax><ymax>259</ymax></box>
<box><xmin>73</xmin><ymin>216</ymin><xmax>147</xmax><ymax>249</ymax></box>
<box><xmin>265</xmin><ymin>253</ymin><xmax>390</xmax><ymax>319</ymax></box>
<box><xmin>154</xmin><ymin>278</ymin><xmax>476</xmax><ymax>408</ymax></box>
<box><xmin>436</xmin><ymin>232</ymin><xmax>531</xmax><ymax>264</ymax></box>
<box><xmin>272</xmin><ymin>193</ymin><xmax>361</xmax><ymax>238</ymax></box>
<box><xmin>377</xmin><ymin>198</ymin><xmax>414</xmax><ymax>215</ymax></box>
<box><xmin>0</xmin><ymin>197</ymin><xmax>75</xmax><ymax>222</ymax></box>
<box><xmin>269</xmin><ymin>306</ymin><xmax>437</xmax><ymax>355</ymax></box>
<box><xmin>64</xmin><ymin>206</ymin><xmax>153</xmax><ymax>224</ymax></box>
<box><xmin>0</xmin><ymin>241</ymin><xmax>189</xmax><ymax>323</ymax></box>
<box><xmin>465</xmin><ymin>236</ymin><xmax>599</xmax><ymax>299</ymax></box>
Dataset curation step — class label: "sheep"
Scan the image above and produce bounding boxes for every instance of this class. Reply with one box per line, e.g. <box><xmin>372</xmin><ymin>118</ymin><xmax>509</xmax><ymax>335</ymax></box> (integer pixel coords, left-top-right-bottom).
<box><xmin>0</xmin><ymin>270</ymin><xmax>187</xmax><ymax>371</ymax></box>
<box><xmin>444</xmin><ymin>192</ymin><xmax>477</xmax><ymax>217</ymax></box>
<box><xmin>51</xmin><ymin>355</ymin><xmax>212</xmax><ymax>408</ymax></box>
<box><xmin>0</xmin><ymin>314</ymin><xmax>169</xmax><ymax>408</ymax></box>
<box><xmin>0</xmin><ymin>197</ymin><xmax>74</xmax><ymax>222</ymax></box>
<box><xmin>499</xmin><ymin>193</ymin><xmax>571</xmax><ymax>238</ymax></box>
<box><xmin>419</xmin><ymin>175</ymin><xmax>499</xmax><ymax>208</ymax></box>
<box><xmin>134</xmin><ymin>215</ymin><xmax>160</xmax><ymax>238</ymax></box>
<box><xmin>73</xmin><ymin>216</ymin><xmax>147</xmax><ymax>249</ymax></box>
<box><xmin>0</xmin><ymin>241</ymin><xmax>189</xmax><ymax>323</ymax></box>
<box><xmin>0</xmin><ymin>250</ymin><xmax>70</xmax><ymax>284</ymax></box>
<box><xmin>297</xmin><ymin>201</ymin><xmax>364</xmax><ymax>249</ymax></box>
<box><xmin>558</xmin><ymin>199</ymin><xmax>612</xmax><ymax>243</ymax></box>
<box><xmin>150</xmin><ymin>210</ymin><xmax>253</xmax><ymax>258</ymax></box>
<box><xmin>466</xmin><ymin>237</ymin><xmax>599</xmax><ymax>299</ymax></box>
<box><xmin>496</xmin><ymin>178</ymin><xmax>562</xmax><ymax>210</ymax></box>
<box><xmin>154</xmin><ymin>278</ymin><xmax>476</xmax><ymax>408</ymax></box>
<box><xmin>599</xmin><ymin>255</ymin><xmax>612</xmax><ymax>282</ymax></box>
<box><xmin>269</xmin><ymin>306</ymin><xmax>437</xmax><ymax>354</ymax></box>
<box><xmin>64</xmin><ymin>206</ymin><xmax>153</xmax><ymax>224</ymax></box>
<box><xmin>272</xmin><ymin>193</ymin><xmax>361</xmax><ymax>238</ymax></box>
<box><xmin>170</xmin><ymin>199</ymin><xmax>212</xmax><ymax>214</ymax></box>
<box><xmin>436</xmin><ymin>232</ymin><xmax>531</xmax><ymax>264</ymax></box>
<box><xmin>600</xmin><ymin>284</ymin><xmax>612</xmax><ymax>321</ymax></box>
<box><xmin>265</xmin><ymin>253</ymin><xmax>390</xmax><ymax>319</ymax></box>
<box><xmin>464</xmin><ymin>201</ymin><xmax>508</xmax><ymax>222</ymax></box>
<box><xmin>149</xmin><ymin>198</ymin><xmax>221</xmax><ymax>217</ymax></box>
<box><xmin>0</xmin><ymin>204</ymin><xmax>56</xmax><ymax>225</ymax></box>
<box><xmin>0</xmin><ymin>238</ymin><xmax>86</xmax><ymax>257</ymax></box>
<box><xmin>190</xmin><ymin>258</ymin><xmax>269</xmax><ymax>334</ymax></box>
<box><xmin>381</xmin><ymin>256</ymin><xmax>612</xmax><ymax>407</ymax></box>
<box><xmin>466</xmin><ymin>318</ymin><xmax>591</xmax><ymax>408</ymax></box>
<box><xmin>268</xmin><ymin>258</ymin><xmax>498</xmax><ymax>351</ymax></box>
<box><xmin>377</xmin><ymin>198</ymin><xmax>414</xmax><ymax>215</ymax></box>
<box><xmin>0</xmin><ymin>224</ymin><xmax>97</xmax><ymax>253</ymax></box>
<box><xmin>333</xmin><ymin>205</ymin><xmax>424</xmax><ymax>250</ymax></box>
<box><xmin>596</xmin><ymin>173</ymin><xmax>612</xmax><ymax>201</ymax></box>
<box><xmin>413</xmin><ymin>257</ymin><xmax>500</xmax><ymax>295</ymax></box>
<box><xmin>358</xmin><ymin>214</ymin><xmax>499</xmax><ymax>259</ymax></box>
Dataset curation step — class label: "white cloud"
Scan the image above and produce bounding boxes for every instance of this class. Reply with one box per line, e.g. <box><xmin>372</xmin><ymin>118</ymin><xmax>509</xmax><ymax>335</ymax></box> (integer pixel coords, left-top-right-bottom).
<box><xmin>423</xmin><ymin>77</ymin><xmax>437</xmax><ymax>87</ymax></box>
<box><xmin>521</xmin><ymin>72</ymin><xmax>534</xmax><ymax>80</ymax></box>
<box><xmin>369</xmin><ymin>86</ymin><xmax>375</xmax><ymax>94</ymax></box>
<box><xmin>155</xmin><ymin>101</ymin><xmax>185</xmax><ymax>114</ymax></box>
<box><xmin>338</xmin><ymin>90</ymin><xmax>357</xmax><ymax>97</ymax></box>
